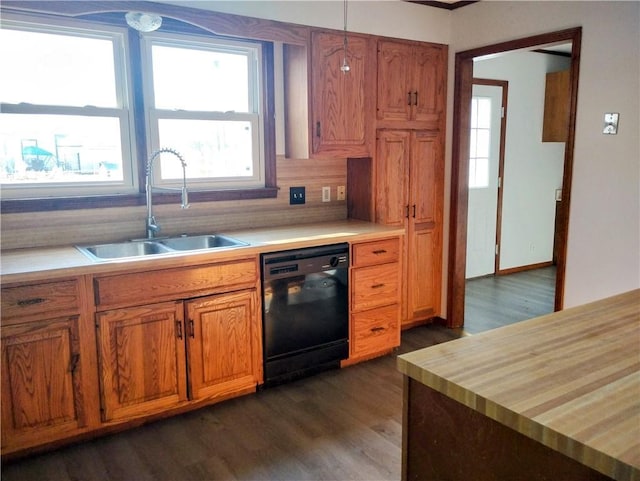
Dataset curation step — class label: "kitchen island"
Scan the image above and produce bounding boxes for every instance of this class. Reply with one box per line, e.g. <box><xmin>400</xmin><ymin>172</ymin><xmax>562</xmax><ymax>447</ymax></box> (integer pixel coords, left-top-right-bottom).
<box><xmin>398</xmin><ymin>289</ymin><xmax>640</xmax><ymax>481</ymax></box>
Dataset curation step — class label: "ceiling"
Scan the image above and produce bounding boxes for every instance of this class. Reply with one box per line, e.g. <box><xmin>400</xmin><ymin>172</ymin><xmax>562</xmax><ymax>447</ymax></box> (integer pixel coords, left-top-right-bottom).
<box><xmin>408</xmin><ymin>0</ymin><xmax>479</xmax><ymax>10</ymax></box>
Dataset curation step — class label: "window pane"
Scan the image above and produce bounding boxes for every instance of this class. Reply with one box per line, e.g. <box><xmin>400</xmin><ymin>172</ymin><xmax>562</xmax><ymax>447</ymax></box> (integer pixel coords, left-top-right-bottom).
<box><xmin>476</xmin><ymin>129</ymin><xmax>490</xmax><ymax>158</ymax></box>
<box><xmin>152</xmin><ymin>45</ymin><xmax>250</xmax><ymax>112</ymax></box>
<box><xmin>0</xmin><ymin>28</ymin><xmax>117</xmax><ymax>107</ymax></box>
<box><xmin>0</xmin><ymin>114</ymin><xmax>123</xmax><ymax>184</ymax></box>
<box><xmin>470</xmin><ymin>98</ymin><xmax>478</xmax><ymax>128</ymax></box>
<box><xmin>474</xmin><ymin>157</ymin><xmax>489</xmax><ymax>187</ymax></box>
<box><xmin>476</xmin><ymin>98</ymin><xmax>492</xmax><ymax>129</ymax></box>
<box><xmin>157</xmin><ymin>119</ymin><xmax>254</xmax><ymax>180</ymax></box>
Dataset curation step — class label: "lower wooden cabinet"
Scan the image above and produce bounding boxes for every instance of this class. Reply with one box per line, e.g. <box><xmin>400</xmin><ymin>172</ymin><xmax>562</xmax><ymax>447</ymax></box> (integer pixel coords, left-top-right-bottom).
<box><xmin>1</xmin><ymin>316</ymin><xmax>86</xmax><ymax>450</ymax></box>
<box><xmin>96</xmin><ymin>290</ymin><xmax>261</xmax><ymax>423</ymax></box>
<box><xmin>185</xmin><ymin>290</ymin><xmax>262</xmax><ymax>401</ymax></box>
<box><xmin>346</xmin><ymin>237</ymin><xmax>402</xmax><ymax>364</ymax></box>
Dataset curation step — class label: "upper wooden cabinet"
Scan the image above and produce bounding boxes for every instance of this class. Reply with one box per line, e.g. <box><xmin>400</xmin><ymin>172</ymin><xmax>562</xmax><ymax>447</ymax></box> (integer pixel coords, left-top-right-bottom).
<box><xmin>377</xmin><ymin>40</ymin><xmax>447</xmax><ymax>128</ymax></box>
<box><xmin>310</xmin><ymin>30</ymin><xmax>375</xmax><ymax>158</ymax></box>
<box><xmin>542</xmin><ymin>69</ymin><xmax>570</xmax><ymax>142</ymax></box>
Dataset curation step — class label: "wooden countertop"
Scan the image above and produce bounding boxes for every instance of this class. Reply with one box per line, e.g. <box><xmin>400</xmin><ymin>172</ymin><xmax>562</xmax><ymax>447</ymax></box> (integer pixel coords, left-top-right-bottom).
<box><xmin>0</xmin><ymin>220</ymin><xmax>404</xmax><ymax>284</ymax></box>
<box><xmin>398</xmin><ymin>289</ymin><xmax>640</xmax><ymax>481</ymax></box>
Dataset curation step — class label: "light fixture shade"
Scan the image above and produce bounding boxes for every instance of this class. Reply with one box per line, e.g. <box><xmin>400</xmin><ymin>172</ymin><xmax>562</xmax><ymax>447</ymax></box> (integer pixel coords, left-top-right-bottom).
<box><xmin>125</xmin><ymin>12</ymin><xmax>162</xmax><ymax>32</ymax></box>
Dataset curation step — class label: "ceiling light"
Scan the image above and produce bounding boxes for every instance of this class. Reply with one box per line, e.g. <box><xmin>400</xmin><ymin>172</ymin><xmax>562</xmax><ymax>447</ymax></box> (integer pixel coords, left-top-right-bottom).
<box><xmin>125</xmin><ymin>12</ymin><xmax>162</xmax><ymax>33</ymax></box>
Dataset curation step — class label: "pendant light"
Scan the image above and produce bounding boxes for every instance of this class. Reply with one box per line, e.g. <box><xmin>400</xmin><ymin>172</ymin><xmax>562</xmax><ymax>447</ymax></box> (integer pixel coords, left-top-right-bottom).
<box><xmin>340</xmin><ymin>0</ymin><xmax>350</xmax><ymax>73</ymax></box>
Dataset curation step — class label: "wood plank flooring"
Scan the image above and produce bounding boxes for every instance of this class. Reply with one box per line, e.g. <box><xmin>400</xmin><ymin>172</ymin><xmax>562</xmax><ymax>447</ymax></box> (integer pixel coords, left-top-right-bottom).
<box><xmin>2</xmin><ymin>269</ymin><xmax>553</xmax><ymax>480</ymax></box>
<box><xmin>464</xmin><ymin>266</ymin><xmax>556</xmax><ymax>334</ymax></box>
<box><xmin>1</xmin><ymin>326</ymin><xmax>460</xmax><ymax>481</ymax></box>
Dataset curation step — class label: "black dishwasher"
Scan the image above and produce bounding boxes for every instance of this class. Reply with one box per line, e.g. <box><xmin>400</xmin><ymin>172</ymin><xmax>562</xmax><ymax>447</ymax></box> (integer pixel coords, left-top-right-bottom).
<box><xmin>261</xmin><ymin>243</ymin><xmax>349</xmax><ymax>386</ymax></box>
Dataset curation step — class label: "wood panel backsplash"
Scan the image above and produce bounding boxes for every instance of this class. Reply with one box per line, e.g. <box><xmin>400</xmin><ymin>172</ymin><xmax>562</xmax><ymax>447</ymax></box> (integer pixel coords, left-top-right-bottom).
<box><xmin>0</xmin><ymin>157</ymin><xmax>347</xmax><ymax>250</ymax></box>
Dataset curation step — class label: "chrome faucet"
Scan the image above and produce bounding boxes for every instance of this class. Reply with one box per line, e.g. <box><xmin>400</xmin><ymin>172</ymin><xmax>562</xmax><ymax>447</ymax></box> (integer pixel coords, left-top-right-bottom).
<box><xmin>145</xmin><ymin>148</ymin><xmax>190</xmax><ymax>239</ymax></box>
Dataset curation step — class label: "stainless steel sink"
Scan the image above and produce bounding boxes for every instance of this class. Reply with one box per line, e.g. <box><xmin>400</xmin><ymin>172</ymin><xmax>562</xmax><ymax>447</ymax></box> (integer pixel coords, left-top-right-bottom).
<box><xmin>79</xmin><ymin>240</ymin><xmax>173</xmax><ymax>261</ymax></box>
<box><xmin>159</xmin><ymin>234</ymin><xmax>248</xmax><ymax>251</ymax></box>
<box><xmin>76</xmin><ymin>234</ymin><xmax>248</xmax><ymax>261</ymax></box>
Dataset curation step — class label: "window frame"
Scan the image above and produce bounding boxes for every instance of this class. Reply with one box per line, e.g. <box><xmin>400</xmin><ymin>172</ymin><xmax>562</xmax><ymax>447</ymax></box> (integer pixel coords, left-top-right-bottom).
<box><xmin>0</xmin><ymin>10</ymin><xmax>277</xmax><ymax>214</ymax></box>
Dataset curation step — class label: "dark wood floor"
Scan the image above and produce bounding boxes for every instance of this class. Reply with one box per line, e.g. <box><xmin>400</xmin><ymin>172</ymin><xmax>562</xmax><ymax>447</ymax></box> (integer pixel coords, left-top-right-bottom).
<box><xmin>464</xmin><ymin>266</ymin><xmax>556</xmax><ymax>334</ymax></box>
<box><xmin>2</xmin><ymin>269</ymin><xmax>553</xmax><ymax>480</ymax></box>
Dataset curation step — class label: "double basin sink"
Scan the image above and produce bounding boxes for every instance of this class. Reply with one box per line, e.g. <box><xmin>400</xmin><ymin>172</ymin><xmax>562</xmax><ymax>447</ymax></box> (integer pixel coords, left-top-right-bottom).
<box><xmin>77</xmin><ymin>234</ymin><xmax>248</xmax><ymax>262</ymax></box>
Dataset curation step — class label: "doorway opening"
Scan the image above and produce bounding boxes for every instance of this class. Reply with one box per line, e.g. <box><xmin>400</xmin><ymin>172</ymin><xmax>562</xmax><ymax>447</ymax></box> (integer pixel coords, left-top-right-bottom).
<box><xmin>447</xmin><ymin>27</ymin><xmax>582</xmax><ymax>329</ymax></box>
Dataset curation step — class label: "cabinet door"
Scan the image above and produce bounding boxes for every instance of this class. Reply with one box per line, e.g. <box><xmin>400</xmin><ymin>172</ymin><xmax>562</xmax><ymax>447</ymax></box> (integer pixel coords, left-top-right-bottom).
<box><xmin>412</xmin><ymin>44</ymin><xmax>447</xmax><ymax>123</ymax></box>
<box><xmin>311</xmin><ymin>31</ymin><xmax>372</xmax><ymax>157</ymax></box>
<box><xmin>96</xmin><ymin>302</ymin><xmax>187</xmax><ymax>422</ymax></box>
<box><xmin>377</xmin><ymin>40</ymin><xmax>413</xmax><ymax>122</ymax></box>
<box><xmin>186</xmin><ymin>290</ymin><xmax>261</xmax><ymax>401</ymax></box>
<box><xmin>406</xmin><ymin>131</ymin><xmax>443</xmax><ymax>323</ymax></box>
<box><xmin>375</xmin><ymin>130</ymin><xmax>410</xmax><ymax>227</ymax></box>
<box><xmin>406</xmin><ymin>226</ymin><xmax>441</xmax><ymax>322</ymax></box>
<box><xmin>1</xmin><ymin>317</ymin><xmax>85</xmax><ymax>450</ymax></box>
<box><xmin>410</xmin><ymin>131</ymin><xmax>443</xmax><ymax>226</ymax></box>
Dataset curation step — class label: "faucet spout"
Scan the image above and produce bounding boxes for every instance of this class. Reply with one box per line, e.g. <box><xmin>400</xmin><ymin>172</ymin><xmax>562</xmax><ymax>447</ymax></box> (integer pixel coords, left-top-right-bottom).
<box><xmin>145</xmin><ymin>148</ymin><xmax>190</xmax><ymax>239</ymax></box>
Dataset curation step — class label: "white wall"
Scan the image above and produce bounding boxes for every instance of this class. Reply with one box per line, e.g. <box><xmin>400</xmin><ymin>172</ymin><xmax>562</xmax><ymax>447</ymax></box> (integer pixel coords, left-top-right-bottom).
<box><xmin>473</xmin><ymin>51</ymin><xmax>568</xmax><ymax>271</ymax></box>
<box><xmin>163</xmin><ymin>0</ymin><xmax>451</xmax><ymax>44</ymax></box>
<box><xmin>453</xmin><ymin>1</ymin><xmax>640</xmax><ymax>307</ymax></box>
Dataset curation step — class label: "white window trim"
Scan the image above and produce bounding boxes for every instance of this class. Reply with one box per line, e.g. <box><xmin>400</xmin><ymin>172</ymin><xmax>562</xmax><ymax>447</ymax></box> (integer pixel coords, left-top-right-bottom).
<box><xmin>141</xmin><ymin>32</ymin><xmax>266</xmax><ymax>191</ymax></box>
<box><xmin>0</xmin><ymin>13</ymin><xmax>138</xmax><ymax>199</ymax></box>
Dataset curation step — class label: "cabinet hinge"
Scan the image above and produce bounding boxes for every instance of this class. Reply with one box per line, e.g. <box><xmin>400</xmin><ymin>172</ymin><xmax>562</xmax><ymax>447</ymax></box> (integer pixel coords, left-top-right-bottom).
<box><xmin>495</xmin><ymin>244</ymin><xmax>500</xmax><ymax>255</ymax></box>
<box><xmin>498</xmin><ymin>177</ymin><xmax>502</xmax><ymax>189</ymax></box>
<box><xmin>501</xmin><ymin>106</ymin><xmax>505</xmax><ymax>118</ymax></box>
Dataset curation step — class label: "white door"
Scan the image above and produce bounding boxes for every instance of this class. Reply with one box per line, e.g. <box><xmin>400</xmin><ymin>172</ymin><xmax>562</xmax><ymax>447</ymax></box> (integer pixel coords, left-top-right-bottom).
<box><xmin>466</xmin><ymin>83</ymin><xmax>503</xmax><ymax>279</ymax></box>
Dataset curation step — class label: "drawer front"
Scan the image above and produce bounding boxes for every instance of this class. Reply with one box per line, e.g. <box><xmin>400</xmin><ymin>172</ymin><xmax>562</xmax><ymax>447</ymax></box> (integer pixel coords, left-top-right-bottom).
<box><xmin>352</xmin><ymin>263</ymin><xmax>400</xmax><ymax>312</ymax></box>
<box><xmin>1</xmin><ymin>280</ymin><xmax>80</xmax><ymax>322</ymax></box>
<box><xmin>95</xmin><ymin>259</ymin><xmax>258</xmax><ymax>309</ymax></box>
<box><xmin>352</xmin><ymin>238</ymin><xmax>400</xmax><ymax>267</ymax></box>
<box><xmin>352</xmin><ymin>304</ymin><xmax>400</xmax><ymax>357</ymax></box>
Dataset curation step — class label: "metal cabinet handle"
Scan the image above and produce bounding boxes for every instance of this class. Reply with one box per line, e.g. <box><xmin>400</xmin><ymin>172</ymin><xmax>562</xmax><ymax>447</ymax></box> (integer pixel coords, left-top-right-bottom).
<box><xmin>17</xmin><ymin>297</ymin><xmax>45</xmax><ymax>306</ymax></box>
<box><xmin>68</xmin><ymin>353</ymin><xmax>80</xmax><ymax>373</ymax></box>
<box><xmin>413</xmin><ymin>91</ymin><xmax>419</xmax><ymax>106</ymax></box>
<box><xmin>405</xmin><ymin>205</ymin><xmax>410</xmax><ymax>218</ymax></box>
<box><xmin>407</xmin><ymin>92</ymin><xmax>412</xmax><ymax>106</ymax></box>
<box><xmin>372</xmin><ymin>249</ymin><xmax>387</xmax><ymax>255</ymax></box>
<box><xmin>176</xmin><ymin>321</ymin><xmax>183</xmax><ymax>339</ymax></box>
<box><xmin>189</xmin><ymin>320</ymin><xmax>195</xmax><ymax>338</ymax></box>
<box><xmin>412</xmin><ymin>204</ymin><xmax>416</xmax><ymax>218</ymax></box>
<box><xmin>371</xmin><ymin>283</ymin><xmax>385</xmax><ymax>289</ymax></box>
<box><xmin>371</xmin><ymin>326</ymin><xmax>385</xmax><ymax>333</ymax></box>
<box><xmin>316</xmin><ymin>121</ymin><xmax>321</xmax><ymax>137</ymax></box>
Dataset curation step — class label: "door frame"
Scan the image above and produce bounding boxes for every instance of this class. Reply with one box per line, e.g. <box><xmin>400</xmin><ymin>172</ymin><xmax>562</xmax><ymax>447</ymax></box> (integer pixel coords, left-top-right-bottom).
<box><xmin>446</xmin><ymin>27</ymin><xmax>582</xmax><ymax>328</ymax></box>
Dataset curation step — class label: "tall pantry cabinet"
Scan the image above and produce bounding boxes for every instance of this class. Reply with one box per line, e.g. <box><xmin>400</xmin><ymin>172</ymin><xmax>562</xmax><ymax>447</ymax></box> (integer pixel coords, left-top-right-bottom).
<box><xmin>374</xmin><ymin>39</ymin><xmax>447</xmax><ymax>327</ymax></box>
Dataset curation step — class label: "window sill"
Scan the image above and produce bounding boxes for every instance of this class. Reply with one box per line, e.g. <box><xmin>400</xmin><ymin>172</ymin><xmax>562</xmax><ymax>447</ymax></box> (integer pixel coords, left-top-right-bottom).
<box><xmin>0</xmin><ymin>187</ymin><xmax>279</xmax><ymax>213</ymax></box>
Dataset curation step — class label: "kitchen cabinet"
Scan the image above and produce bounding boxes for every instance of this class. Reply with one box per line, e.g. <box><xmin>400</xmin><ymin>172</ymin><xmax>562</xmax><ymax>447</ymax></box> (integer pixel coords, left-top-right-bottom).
<box><xmin>346</xmin><ymin>237</ymin><xmax>401</xmax><ymax>364</ymax></box>
<box><xmin>377</xmin><ymin>40</ymin><xmax>447</xmax><ymax>127</ymax></box>
<box><xmin>185</xmin><ymin>290</ymin><xmax>261</xmax><ymax>401</ymax></box>
<box><xmin>375</xmin><ymin>130</ymin><xmax>443</xmax><ymax>326</ymax></box>
<box><xmin>542</xmin><ymin>69</ymin><xmax>570</xmax><ymax>142</ymax></box>
<box><xmin>94</xmin><ymin>259</ymin><xmax>262</xmax><ymax>423</ymax></box>
<box><xmin>310</xmin><ymin>30</ymin><xmax>375</xmax><ymax>158</ymax></box>
<box><xmin>1</xmin><ymin>278</ymin><xmax>97</xmax><ymax>454</ymax></box>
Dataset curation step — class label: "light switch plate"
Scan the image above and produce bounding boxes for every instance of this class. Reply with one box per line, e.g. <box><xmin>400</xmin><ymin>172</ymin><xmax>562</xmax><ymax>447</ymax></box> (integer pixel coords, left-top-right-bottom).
<box><xmin>603</xmin><ymin>113</ymin><xmax>619</xmax><ymax>135</ymax></box>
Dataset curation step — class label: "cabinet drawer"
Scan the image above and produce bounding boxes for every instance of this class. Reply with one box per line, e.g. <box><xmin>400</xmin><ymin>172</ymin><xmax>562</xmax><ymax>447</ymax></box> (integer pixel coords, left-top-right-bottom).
<box><xmin>352</xmin><ymin>304</ymin><xmax>400</xmax><ymax>357</ymax></box>
<box><xmin>352</xmin><ymin>263</ymin><xmax>400</xmax><ymax>312</ymax></box>
<box><xmin>352</xmin><ymin>238</ymin><xmax>400</xmax><ymax>267</ymax></box>
<box><xmin>95</xmin><ymin>259</ymin><xmax>258</xmax><ymax>309</ymax></box>
<box><xmin>1</xmin><ymin>279</ymin><xmax>80</xmax><ymax>322</ymax></box>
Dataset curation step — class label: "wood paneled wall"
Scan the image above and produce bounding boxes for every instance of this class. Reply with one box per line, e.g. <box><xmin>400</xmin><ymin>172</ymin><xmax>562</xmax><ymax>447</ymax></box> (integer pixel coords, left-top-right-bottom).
<box><xmin>0</xmin><ymin>157</ymin><xmax>347</xmax><ymax>250</ymax></box>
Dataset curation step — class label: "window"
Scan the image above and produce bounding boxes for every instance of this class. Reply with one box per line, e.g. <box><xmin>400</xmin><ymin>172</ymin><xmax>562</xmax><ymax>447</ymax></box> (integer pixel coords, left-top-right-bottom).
<box><xmin>143</xmin><ymin>34</ymin><xmax>265</xmax><ymax>190</ymax></box>
<box><xmin>0</xmin><ymin>16</ymin><xmax>135</xmax><ymax>198</ymax></box>
<box><xmin>0</xmin><ymin>12</ymin><xmax>274</xmax><ymax>208</ymax></box>
<box><xmin>469</xmin><ymin>96</ymin><xmax>491</xmax><ymax>189</ymax></box>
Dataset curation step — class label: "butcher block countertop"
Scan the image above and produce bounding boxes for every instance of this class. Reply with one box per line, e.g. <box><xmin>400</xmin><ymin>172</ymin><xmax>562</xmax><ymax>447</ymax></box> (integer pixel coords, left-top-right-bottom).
<box><xmin>398</xmin><ymin>289</ymin><xmax>640</xmax><ymax>481</ymax></box>
<box><xmin>0</xmin><ymin>220</ymin><xmax>404</xmax><ymax>284</ymax></box>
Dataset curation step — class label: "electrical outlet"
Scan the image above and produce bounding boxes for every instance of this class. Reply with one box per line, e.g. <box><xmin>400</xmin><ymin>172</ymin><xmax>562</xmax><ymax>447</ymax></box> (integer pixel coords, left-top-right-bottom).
<box><xmin>322</xmin><ymin>186</ymin><xmax>331</xmax><ymax>202</ymax></box>
<box><xmin>289</xmin><ymin>186</ymin><xmax>305</xmax><ymax>205</ymax></box>
<box><xmin>337</xmin><ymin>185</ymin><xmax>346</xmax><ymax>201</ymax></box>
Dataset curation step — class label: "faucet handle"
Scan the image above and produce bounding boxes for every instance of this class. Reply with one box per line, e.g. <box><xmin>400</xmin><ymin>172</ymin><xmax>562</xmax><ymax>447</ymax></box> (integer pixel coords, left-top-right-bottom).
<box><xmin>181</xmin><ymin>186</ymin><xmax>190</xmax><ymax>209</ymax></box>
